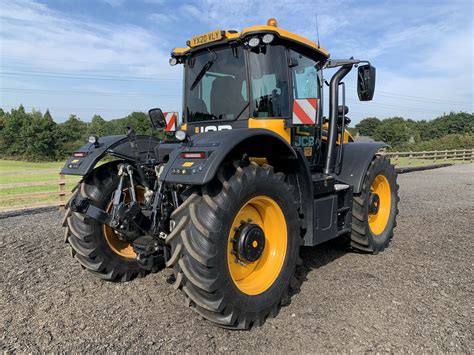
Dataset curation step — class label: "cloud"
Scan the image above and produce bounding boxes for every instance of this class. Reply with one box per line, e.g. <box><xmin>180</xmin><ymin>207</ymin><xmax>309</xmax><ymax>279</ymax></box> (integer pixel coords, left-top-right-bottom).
<box><xmin>0</xmin><ymin>0</ymin><xmax>177</xmax><ymax>79</ymax></box>
<box><xmin>143</xmin><ymin>0</ymin><xmax>166</xmax><ymax>4</ymax></box>
<box><xmin>101</xmin><ymin>0</ymin><xmax>126</xmax><ymax>7</ymax></box>
<box><xmin>180</xmin><ymin>4</ymin><xmax>205</xmax><ymax>18</ymax></box>
<box><xmin>148</xmin><ymin>13</ymin><xmax>178</xmax><ymax>23</ymax></box>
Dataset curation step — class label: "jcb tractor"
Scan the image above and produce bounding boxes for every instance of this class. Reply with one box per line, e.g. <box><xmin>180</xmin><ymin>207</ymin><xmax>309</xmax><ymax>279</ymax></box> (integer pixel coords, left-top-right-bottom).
<box><xmin>61</xmin><ymin>19</ymin><xmax>398</xmax><ymax>329</ymax></box>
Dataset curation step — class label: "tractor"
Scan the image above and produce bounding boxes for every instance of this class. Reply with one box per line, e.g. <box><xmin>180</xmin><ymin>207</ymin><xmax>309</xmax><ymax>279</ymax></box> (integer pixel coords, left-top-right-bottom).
<box><xmin>61</xmin><ymin>18</ymin><xmax>398</xmax><ymax>329</ymax></box>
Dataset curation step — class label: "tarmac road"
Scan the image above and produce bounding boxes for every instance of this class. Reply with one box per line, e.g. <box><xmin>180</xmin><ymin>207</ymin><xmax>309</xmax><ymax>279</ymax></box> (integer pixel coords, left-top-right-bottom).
<box><xmin>1</xmin><ymin>164</ymin><xmax>472</xmax><ymax>352</ymax></box>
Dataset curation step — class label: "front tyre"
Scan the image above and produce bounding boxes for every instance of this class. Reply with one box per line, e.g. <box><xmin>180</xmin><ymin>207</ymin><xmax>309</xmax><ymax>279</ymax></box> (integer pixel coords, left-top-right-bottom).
<box><xmin>166</xmin><ymin>162</ymin><xmax>302</xmax><ymax>329</ymax></box>
<box><xmin>349</xmin><ymin>155</ymin><xmax>399</xmax><ymax>253</ymax></box>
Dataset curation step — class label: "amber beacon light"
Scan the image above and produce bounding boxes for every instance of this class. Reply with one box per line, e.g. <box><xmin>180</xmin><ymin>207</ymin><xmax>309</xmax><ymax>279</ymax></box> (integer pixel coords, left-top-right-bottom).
<box><xmin>267</xmin><ymin>18</ymin><xmax>278</xmax><ymax>27</ymax></box>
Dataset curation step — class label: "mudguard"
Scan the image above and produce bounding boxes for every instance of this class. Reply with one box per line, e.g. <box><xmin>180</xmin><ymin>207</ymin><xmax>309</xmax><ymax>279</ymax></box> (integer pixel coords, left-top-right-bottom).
<box><xmin>160</xmin><ymin>128</ymin><xmax>297</xmax><ymax>185</ymax></box>
<box><xmin>60</xmin><ymin>135</ymin><xmax>161</xmax><ymax>176</ymax></box>
<box><xmin>335</xmin><ymin>142</ymin><xmax>389</xmax><ymax>194</ymax></box>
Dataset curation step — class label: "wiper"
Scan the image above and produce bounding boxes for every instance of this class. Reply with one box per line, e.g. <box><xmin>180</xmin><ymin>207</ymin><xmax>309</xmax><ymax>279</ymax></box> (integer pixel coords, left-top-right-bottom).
<box><xmin>190</xmin><ymin>60</ymin><xmax>214</xmax><ymax>91</ymax></box>
<box><xmin>190</xmin><ymin>48</ymin><xmax>218</xmax><ymax>91</ymax></box>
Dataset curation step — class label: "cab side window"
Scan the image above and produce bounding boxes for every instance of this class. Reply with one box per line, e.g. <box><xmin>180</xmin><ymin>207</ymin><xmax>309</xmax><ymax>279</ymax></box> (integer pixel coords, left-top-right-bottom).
<box><xmin>290</xmin><ymin>51</ymin><xmax>319</xmax><ymax>100</ymax></box>
<box><xmin>248</xmin><ymin>45</ymin><xmax>290</xmax><ymax>118</ymax></box>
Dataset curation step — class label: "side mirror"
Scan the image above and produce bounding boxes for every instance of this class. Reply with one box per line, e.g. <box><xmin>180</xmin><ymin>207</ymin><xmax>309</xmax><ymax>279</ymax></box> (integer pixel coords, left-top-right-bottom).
<box><xmin>148</xmin><ymin>108</ymin><xmax>166</xmax><ymax>129</ymax></box>
<box><xmin>357</xmin><ymin>64</ymin><xmax>376</xmax><ymax>101</ymax></box>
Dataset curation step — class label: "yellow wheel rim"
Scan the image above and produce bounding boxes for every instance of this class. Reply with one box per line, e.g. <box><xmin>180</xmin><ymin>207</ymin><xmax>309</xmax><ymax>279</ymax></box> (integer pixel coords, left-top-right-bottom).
<box><xmin>227</xmin><ymin>196</ymin><xmax>287</xmax><ymax>295</ymax></box>
<box><xmin>368</xmin><ymin>174</ymin><xmax>392</xmax><ymax>235</ymax></box>
<box><xmin>102</xmin><ymin>187</ymin><xmax>145</xmax><ymax>259</ymax></box>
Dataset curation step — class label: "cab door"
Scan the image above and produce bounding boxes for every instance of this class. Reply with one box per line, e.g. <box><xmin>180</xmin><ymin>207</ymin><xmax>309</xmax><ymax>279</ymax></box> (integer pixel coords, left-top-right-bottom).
<box><xmin>289</xmin><ymin>50</ymin><xmax>322</xmax><ymax>161</ymax></box>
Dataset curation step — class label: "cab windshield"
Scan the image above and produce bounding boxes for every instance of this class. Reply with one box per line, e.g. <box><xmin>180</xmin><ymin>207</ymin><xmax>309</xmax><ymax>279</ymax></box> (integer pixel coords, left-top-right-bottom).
<box><xmin>183</xmin><ymin>44</ymin><xmax>293</xmax><ymax>123</ymax></box>
<box><xmin>184</xmin><ymin>46</ymin><xmax>248</xmax><ymax>123</ymax></box>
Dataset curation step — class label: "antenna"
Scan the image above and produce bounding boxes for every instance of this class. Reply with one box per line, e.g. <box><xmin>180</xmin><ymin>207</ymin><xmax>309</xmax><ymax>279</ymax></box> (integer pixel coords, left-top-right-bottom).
<box><xmin>315</xmin><ymin>12</ymin><xmax>321</xmax><ymax>49</ymax></box>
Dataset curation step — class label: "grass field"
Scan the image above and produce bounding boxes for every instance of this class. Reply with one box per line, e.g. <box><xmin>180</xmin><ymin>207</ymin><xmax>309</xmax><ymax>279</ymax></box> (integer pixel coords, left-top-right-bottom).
<box><xmin>0</xmin><ymin>156</ymin><xmax>471</xmax><ymax>212</ymax></box>
<box><xmin>0</xmin><ymin>160</ymin><xmax>64</xmax><ymax>172</ymax></box>
<box><xmin>0</xmin><ymin>159</ymin><xmax>78</xmax><ymax>211</ymax></box>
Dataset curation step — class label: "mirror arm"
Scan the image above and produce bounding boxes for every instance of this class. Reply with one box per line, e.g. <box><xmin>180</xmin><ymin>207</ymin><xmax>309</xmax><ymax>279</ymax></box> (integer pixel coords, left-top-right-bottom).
<box><xmin>325</xmin><ymin>58</ymin><xmax>370</xmax><ymax>69</ymax></box>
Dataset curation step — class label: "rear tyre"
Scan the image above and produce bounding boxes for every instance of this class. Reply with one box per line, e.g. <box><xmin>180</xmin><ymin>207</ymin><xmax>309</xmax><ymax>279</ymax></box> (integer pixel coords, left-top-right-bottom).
<box><xmin>347</xmin><ymin>155</ymin><xmax>399</xmax><ymax>253</ymax></box>
<box><xmin>166</xmin><ymin>162</ymin><xmax>303</xmax><ymax>329</ymax></box>
<box><xmin>64</xmin><ymin>162</ymin><xmax>162</xmax><ymax>282</ymax></box>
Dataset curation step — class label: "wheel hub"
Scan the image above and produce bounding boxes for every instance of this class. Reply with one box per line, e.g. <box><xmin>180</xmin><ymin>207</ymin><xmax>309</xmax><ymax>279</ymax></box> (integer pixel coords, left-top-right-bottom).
<box><xmin>233</xmin><ymin>222</ymin><xmax>265</xmax><ymax>263</ymax></box>
<box><xmin>368</xmin><ymin>193</ymin><xmax>380</xmax><ymax>214</ymax></box>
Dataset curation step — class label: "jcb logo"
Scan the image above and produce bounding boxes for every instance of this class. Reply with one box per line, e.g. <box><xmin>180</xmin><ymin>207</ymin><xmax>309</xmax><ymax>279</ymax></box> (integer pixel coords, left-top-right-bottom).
<box><xmin>294</xmin><ymin>136</ymin><xmax>315</xmax><ymax>147</ymax></box>
<box><xmin>195</xmin><ymin>125</ymin><xmax>232</xmax><ymax>133</ymax></box>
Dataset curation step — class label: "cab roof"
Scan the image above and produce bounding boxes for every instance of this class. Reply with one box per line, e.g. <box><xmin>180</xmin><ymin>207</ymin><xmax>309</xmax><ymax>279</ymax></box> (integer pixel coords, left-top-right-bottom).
<box><xmin>172</xmin><ymin>21</ymin><xmax>330</xmax><ymax>60</ymax></box>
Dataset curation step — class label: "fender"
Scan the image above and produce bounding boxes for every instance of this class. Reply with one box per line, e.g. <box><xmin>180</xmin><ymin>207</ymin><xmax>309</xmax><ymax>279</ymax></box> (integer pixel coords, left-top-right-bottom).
<box><xmin>335</xmin><ymin>142</ymin><xmax>389</xmax><ymax>194</ymax></box>
<box><xmin>60</xmin><ymin>135</ymin><xmax>161</xmax><ymax>176</ymax></box>
<box><xmin>160</xmin><ymin>128</ymin><xmax>297</xmax><ymax>185</ymax></box>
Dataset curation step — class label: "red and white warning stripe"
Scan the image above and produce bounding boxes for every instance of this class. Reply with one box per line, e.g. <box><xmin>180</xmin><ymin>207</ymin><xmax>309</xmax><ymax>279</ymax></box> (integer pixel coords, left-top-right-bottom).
<box><xmin>292</xmin><ymin>98</ymin><xmax>317</xmax><ymax>125</ymax></box>
<box><xmin>163</xmin><ymin>112</ymin><xmax>177</xmax><ymax>131</ymax></box>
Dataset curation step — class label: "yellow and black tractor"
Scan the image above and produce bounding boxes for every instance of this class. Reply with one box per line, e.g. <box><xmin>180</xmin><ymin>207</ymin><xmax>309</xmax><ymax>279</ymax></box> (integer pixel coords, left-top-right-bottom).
<box><xmin>61</xmin><ymin>19</ymin><xmax>399</xmax><ymax>329</ymax></box>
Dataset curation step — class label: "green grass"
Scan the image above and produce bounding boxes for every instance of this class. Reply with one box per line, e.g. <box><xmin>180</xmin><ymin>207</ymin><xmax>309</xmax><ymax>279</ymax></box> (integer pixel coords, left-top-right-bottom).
<box><xmin>0</xmin><ymin>193</ymin><xmax>72</xmax><ymax>208</ymax></box>
<box><xmin>0</xmin><ymin>184</ymin><xmax>76</xmax><ymax>196</ymax></box>
<box><xmin>0</xmin><ymin>159</ymin><xmax>78</xmax><ymax>209</ymax></box>
<box><xmin>0</xmin><ymin>159</ymin><xmax>64</xmax><ymax>173</ymax></box>
<box><xmin>0</xmin><ymin>172</ymin><xmax>77</xmax><ymax>184</ymax></box>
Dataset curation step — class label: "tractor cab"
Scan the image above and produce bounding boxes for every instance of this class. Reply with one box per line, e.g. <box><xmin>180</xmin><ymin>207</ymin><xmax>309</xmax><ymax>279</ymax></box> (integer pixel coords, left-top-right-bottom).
<box><xmin>169</xmin><ymin>20</ymin><xmax>328</xmax><ymax>157</ymax></box>
<box><xmin>167</xmin><ymin>19</ymin><xmax>374</xmax><ymax>173</ymax></box>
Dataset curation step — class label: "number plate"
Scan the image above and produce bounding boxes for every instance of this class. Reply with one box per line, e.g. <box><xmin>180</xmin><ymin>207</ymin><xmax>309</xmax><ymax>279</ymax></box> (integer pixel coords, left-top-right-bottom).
<box><xmin>189</xmin><ymin>30</ymin><xmax>223</xmax><ymax>47</ymax></box>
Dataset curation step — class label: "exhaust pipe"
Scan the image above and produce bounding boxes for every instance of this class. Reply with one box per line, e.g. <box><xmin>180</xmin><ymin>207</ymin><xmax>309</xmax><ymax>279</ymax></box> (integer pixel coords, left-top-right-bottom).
<box><xmin>324</xmin><ymin>64</ymin><xmax>353</xmax><ymax>175</ymax></box>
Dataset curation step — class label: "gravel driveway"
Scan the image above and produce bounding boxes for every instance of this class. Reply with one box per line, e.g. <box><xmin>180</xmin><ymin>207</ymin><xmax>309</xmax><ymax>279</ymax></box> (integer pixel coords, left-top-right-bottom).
<box><xmin>1</xmin><ymin>164</ymin><xmax>472</xmax><ymax>352</ymax></box>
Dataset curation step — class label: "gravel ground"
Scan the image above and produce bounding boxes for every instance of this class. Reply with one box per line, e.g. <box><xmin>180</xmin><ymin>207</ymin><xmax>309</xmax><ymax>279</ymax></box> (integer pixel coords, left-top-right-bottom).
<box><xmin>1</xmin><ymin>164</ymin><xmax>473</xmax><ymax>352</ymax></box>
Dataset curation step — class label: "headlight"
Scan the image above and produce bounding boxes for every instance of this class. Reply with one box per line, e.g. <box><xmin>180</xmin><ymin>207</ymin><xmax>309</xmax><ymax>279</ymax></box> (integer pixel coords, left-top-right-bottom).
<box><xmin>262</xmin><ymin>33</ymin><xmax>275</xmax><ymax>44</ymax></box>
<box><xmin>169</xmin><ymin>57</ymin><xmax>178</xmax><ymax>66</ymax></box>
<box><xmin>248</xmin><ymin>37</ymin><xmax>261</xmax><ymax>47</ymax></box>
<box><xmin>175</xmin><ymin>130</ymin><xmax>186</xmax><ymax>141</ymax></box>
<box><xmin>88</xmin><ymin>135</ymin><xmax>98</xmax><ymax>145</ymax></box>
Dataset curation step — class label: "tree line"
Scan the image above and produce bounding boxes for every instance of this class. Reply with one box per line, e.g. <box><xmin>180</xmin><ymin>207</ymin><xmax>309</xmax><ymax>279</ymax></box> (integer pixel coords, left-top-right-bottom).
<box><xmin>0</xmin><ymin>105</ymin><xmax>165</xmax><ymax>161</ymax></box>
<box><xmin>351</xmin><ymin>111</ymin><xmax>473</xmax><ymax>151</ymax></box>
<box><xmin>0</xmin><ymin>105</ymin><xmax>472</xmax><ymax>161</ymax></box>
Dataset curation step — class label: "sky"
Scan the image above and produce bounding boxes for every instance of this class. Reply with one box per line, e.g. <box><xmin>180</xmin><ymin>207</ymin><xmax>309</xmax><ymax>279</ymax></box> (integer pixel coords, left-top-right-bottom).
<box><xmin>0</xmin><ymin>0</ymin><xmax>472</xmax><ymax>125</ymax></box>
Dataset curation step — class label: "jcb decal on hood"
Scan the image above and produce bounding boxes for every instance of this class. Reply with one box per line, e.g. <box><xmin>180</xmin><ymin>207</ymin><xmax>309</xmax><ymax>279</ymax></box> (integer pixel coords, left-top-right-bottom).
<box><xmin>194</xmin><ymin>125</ymin><xmax>232</xmax><ymax>133</ymax></box>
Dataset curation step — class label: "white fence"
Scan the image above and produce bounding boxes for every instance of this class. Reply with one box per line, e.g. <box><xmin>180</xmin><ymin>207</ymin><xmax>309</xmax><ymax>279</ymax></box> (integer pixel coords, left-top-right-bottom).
<box><xmin>383</xmin><ymin>149</ymin><xmax>473</xmax><ymax>166</ymax></box>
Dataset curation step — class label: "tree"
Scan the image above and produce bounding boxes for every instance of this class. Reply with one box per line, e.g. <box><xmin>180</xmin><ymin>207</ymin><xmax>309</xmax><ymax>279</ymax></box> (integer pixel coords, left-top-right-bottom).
<box><xmin>372</xmin><ymin>117</ymin><xmax>411</xmax><ymax>147</ymax></box>
<box><xmin>1</xmin><ymin>105</ymin><xmax>30</xmax><ymax>157</ymax></box>
<box><xmin>57</xmin><ymin>114</ymin><xmax>88</xmax><ymax>157</ymax></box>
<box><xmin>89</xmin><ymin>115</ymin><xmax>110</xmax><ymax>136</ymax></box>
<box><xmin>355</xmin><ymin>117</ymin><xmax>381</xmax><ymax>137</ymax></box>
<box><xmin>23</xmin><ymin>109</ymin><xmax>58</xmax><ymax>160</ymax></box>
<box><xmin>423</xmin><ymin>112</ymin><xmax>474</xmax><ymax>140</ymax></box>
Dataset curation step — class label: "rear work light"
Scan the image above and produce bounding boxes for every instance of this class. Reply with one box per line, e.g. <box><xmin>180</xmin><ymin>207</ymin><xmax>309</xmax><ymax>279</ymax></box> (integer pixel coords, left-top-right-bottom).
<box><xmin>181</xmin><ymin>152</ymin><xmax>206</xmax><ymax>159</ymax></box>
<box><xmin>73</xmin><ymin>152</ymin><xmax>88</xmax><ymax>157</ymax></box>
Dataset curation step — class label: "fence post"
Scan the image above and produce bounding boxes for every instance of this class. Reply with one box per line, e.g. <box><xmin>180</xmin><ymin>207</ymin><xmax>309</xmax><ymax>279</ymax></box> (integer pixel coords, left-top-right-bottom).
<box><xmin>408</xmin><ymin>152</ymin><xmax>413</xmax><ymax>165</ymax></box>
<box><xmin>471</xmin><ymin>149</ymin><xmax>474</xmax><ymax>163</ymax></box>
<box><xmin>444</xmin><ymin>150</ymin><xmax>448</xmax><ymax>161</ymax></box>
<box><xmin>59</xmin><ymin>174</ymin><xmax>65</xmax><ymax>210</ymax></box>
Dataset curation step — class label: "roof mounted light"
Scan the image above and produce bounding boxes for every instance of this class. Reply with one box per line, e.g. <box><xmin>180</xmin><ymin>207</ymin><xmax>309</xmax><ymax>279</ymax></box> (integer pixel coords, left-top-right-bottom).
<box><xmin>169</xmin><ymin>57</ymin><xmax>178</xmax><ymax>66</ymax></box>
<box><xmin>248</xmin><ymin>37</ymin><xmax>260</xmax><ymax>47</ymax></box>
<box><xmin>175</xmin><ymin>130</ymin><xmax>186</xmax><ymax>141</ymax></box>
<box><xmin>262</xmin><ymin>33</ymin><xmax>275</xmax><ymax>44</ymax></box>
<box><xmin>88</xmin><ymin>135</ymin><xmax>99</xmax><ymax>146</ymax></box>
<box><xmin>267</xmin><ymin>18</ymin><xmax>278</xmax><ymax>27</ymax></box>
